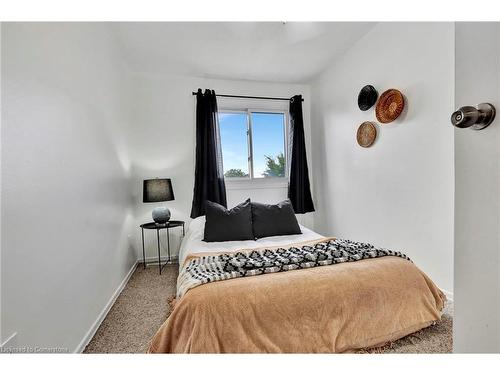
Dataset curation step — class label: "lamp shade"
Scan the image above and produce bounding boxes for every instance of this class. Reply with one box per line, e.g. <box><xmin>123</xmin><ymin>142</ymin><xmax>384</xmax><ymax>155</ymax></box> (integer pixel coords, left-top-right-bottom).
<box><xmin>143</xmin><ymin>178</ymin><xmax>174</xmax><ymax>203</ymax></box>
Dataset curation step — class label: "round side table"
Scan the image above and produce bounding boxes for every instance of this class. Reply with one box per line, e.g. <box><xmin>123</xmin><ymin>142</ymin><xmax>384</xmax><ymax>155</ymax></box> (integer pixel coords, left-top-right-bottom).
<box><xmin>140</xmin><ymin>220</ymin><xmax>185</xmax><ymax>274</ymax></box>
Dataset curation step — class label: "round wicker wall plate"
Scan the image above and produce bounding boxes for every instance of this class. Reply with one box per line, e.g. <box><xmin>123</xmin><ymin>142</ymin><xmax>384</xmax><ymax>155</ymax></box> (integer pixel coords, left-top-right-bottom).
<box><xmin>375</xmin><ymin>89</ymin><xmax>405</xmax><ymax>123</ymax></box>
<box><xmin>357</xmin><ymin>121</ymin><xmax>377</xmax><ymax>148</ymax></box>
<box><xmin>358</xmin><ymin>85</ymin><xmax>378</xmax><ymax>111</ymax></box>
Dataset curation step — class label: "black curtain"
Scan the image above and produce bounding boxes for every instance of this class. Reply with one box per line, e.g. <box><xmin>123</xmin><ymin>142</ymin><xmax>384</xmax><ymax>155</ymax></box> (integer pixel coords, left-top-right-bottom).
<box><xmin>288</xmin><ymin>95</ymin><xmax>315</xmax><ymax>214</ymax></box>
<box><xmin>190</xmin><ymin>89</ymin><xmax>227</xmax><ymax>218</ymax></box>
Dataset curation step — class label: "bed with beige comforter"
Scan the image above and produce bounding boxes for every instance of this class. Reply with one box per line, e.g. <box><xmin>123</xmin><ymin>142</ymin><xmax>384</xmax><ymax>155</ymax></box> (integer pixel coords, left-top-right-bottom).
<box><xmin>148</xmin><ymin>231</ymin><xmax>445</xmax><ymax>353</ymax></box>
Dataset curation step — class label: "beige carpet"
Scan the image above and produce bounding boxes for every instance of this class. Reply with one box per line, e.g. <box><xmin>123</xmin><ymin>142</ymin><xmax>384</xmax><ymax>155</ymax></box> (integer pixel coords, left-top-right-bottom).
<box><xmin>84</xmin><ymin>264</ymin><xmax>178</xmax><ymax>354</ymax></box>
<box><xmin>84</xmin><ymin>264</ymin><xmax>452</xmax><ymax>354</ymax></box>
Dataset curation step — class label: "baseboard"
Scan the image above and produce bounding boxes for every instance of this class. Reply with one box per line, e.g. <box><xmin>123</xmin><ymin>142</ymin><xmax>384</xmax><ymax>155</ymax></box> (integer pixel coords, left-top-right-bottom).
<box><xmin>0</xmin><ymin>332</ymin><xmax>18</xmax><ymax>349</ymax></box>
<box><xmin>441</xmin><ymin>288</ymin><xmax>454</xmax><ymax>302</ymax></box>
<box><xmin>140</xmin><ymin>255</ymin><xmax>179</xmax><ymax>265</ymax></box>
<box><xmin>75</xmin><ymin>260</ymin><xmax>139</xmax><ymax>353</ymax></box>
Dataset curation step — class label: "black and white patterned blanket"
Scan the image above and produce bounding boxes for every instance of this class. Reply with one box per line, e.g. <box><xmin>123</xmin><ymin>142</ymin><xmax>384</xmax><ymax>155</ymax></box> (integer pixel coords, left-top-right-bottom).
<box><xmin>177</xmin><ymin>238</ymin><xmax>411</xmax><ymax>298</ymax></box>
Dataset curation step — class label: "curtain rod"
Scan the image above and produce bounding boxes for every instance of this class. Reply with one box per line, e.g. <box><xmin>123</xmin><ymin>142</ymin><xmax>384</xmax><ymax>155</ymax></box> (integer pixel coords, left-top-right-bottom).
<box><xmin>191</xmin><ymin>92</ymin><xmax>304</xmax><ymax>102</ymax></box>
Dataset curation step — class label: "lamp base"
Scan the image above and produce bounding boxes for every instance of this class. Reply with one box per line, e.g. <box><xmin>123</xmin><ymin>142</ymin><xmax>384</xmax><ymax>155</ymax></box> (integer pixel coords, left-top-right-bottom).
<box><xmin>152</xmin><ymin>207</ymin><xmax>171</xmax><ymax>224</ymax></box>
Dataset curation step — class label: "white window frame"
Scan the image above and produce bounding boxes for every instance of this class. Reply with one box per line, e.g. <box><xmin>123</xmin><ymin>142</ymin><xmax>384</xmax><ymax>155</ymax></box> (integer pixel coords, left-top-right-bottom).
<box><xmin>218</xmin><ymin>106</ymin><xmax>289</xmax><ymax>189</ymax></box>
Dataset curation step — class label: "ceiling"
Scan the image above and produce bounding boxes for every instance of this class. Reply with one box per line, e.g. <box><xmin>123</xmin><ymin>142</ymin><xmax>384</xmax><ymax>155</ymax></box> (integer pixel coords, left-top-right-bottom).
<box><xmin>112</xmin><ymin>22</ymin><xmax>376</xmax><ymax>83</ymax></box>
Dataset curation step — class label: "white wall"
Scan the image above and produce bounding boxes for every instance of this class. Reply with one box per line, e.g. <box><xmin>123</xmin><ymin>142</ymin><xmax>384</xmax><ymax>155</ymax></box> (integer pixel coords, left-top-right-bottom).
<box><xmin>1</xmin><ymin>23</ymin><xmax>135</xmax><ymax>352</ymax></box>
<box><xmin>0</xmin><ymin>23</ymin><xmax>3</xmax><ymax>346</ymax></box>
<box><xmin>310</xmin><ymin>22</ymin><xmax>455</xmax><ymax>292</ymax></box>
<box><xmin>124</xmin><ymin>72</ymin><xmax>314</xmax><ymax>261</ymax></box>
<box><xmin>454</xmin><ymin>22</ymin><xmax>500</xmax><ymax>353</ymax></box>
<box><xmin>0</xmin><ymin>23</ymin><xmax>317</xmax><ymax>351</ymax></box>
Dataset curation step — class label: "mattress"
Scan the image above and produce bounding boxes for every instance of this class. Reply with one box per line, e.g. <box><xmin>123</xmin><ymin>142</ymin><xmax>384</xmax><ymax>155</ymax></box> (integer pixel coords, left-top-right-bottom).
<box><xmin>178</xmin><ymin>216</ymin><xmax>324</xmax><ymax>272</ymax></box>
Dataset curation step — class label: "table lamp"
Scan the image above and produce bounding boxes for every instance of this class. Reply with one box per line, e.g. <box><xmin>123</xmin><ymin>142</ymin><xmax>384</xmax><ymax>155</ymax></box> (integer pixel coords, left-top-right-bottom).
<box><xmin>143</xmin><ymin>178</ymin><xmax>174</xmax><ymax>224</ymax></box>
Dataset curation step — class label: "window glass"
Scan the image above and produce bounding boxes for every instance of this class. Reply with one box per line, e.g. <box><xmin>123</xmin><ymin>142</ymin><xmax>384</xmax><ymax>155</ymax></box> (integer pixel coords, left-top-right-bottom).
<box><xmin>251</xmin><ymin>112</ymin><xmax>286</xmax><ymax>178</ymax></box>
<box><xmin>218</xmin><ymin>112</ymin><xmax>249</xmax><ymax>178</ymax></box>
<box><xmin>218</xmin><ymin>110</ymin><xmax>286</xmax><ymax>179</ymax></box>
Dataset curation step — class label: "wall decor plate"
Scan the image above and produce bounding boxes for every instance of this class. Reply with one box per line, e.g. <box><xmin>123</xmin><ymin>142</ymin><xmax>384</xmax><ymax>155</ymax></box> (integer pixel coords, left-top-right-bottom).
<box><xmin>357</xmin><ymin>121</ymin><xmax>377</xmax><ymax>148</ymax></box>
<box><xmin>357</xmin><ymin>85</ymin><xmax>378</xmax><ymax>111</ymax></box>
<box><xmin>375</xmin><ymin>89</ymin><xmax>405</xmax><ymax>123</ymax></box>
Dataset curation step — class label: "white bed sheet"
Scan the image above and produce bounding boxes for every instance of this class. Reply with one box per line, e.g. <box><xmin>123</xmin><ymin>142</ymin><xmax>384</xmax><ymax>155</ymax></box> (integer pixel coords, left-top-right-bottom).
<box><xmin>178</xmin><ymin>216</ymin><xmax>324</xmax><ymax>270</ymax></box>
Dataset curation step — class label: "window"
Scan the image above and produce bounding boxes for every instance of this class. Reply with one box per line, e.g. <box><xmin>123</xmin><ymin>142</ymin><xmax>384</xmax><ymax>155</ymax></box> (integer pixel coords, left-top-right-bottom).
<box><xmin>219</xmin><ymin>110</ymin><xmax>287</xmax><ymax>180</ymax></box>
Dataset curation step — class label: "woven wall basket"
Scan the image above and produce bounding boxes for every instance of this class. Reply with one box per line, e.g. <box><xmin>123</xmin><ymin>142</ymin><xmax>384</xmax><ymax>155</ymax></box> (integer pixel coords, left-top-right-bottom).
<box><xmin>357</xmin><ymin>121</ymin><xmax>377</xmax><ymax>147</ymax></box>
<box><xmin>375</xmin><ymin>89</ymin><xmax>405</xmax><ymax>123</ymax></box>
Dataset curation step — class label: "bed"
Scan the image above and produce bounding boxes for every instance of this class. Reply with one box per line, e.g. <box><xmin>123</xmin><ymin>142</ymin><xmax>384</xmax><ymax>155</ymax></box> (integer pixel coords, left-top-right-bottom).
<box><xmin>148</xmin><ymin>217</ymin><xmax>445</xmax><ymax>353</ymax></box>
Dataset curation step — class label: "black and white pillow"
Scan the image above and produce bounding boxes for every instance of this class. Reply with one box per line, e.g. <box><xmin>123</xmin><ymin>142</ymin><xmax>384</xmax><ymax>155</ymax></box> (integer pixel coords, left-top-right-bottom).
<box><xmin>203</xmin><ymin>198</ymin><xmax>254</xmax><ymax>242</ymax></box>
<box><xmin>251</xmin><ymin>199</ymin><xmax>302</xmax><ymax>239</ymax></box>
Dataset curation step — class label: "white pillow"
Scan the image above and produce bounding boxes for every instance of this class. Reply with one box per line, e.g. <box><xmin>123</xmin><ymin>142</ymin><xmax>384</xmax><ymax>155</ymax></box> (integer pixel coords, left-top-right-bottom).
<box><xmin>186</xmin><ymin>216</ymin><xmax>206</xmax><ymax>239</ymax></box>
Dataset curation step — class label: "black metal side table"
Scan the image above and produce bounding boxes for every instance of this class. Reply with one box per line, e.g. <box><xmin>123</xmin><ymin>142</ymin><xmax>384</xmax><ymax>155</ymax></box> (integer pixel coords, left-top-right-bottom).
<box><xmin>140</xmin><ymin>220</ymin><xmax>185</xmax><ymax>274</ymax></box>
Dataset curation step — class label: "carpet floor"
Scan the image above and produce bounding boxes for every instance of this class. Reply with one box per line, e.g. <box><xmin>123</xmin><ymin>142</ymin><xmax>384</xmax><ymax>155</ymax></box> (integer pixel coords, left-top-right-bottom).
<box><xmin>84</xmin><ymin>264</ymin><xmax>452</xmax><ymax>354</ymax></box>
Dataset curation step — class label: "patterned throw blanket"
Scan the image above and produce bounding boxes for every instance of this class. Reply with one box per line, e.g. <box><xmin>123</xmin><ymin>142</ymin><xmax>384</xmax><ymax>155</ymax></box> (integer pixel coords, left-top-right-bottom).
<box><xmin>177</xmin><ymin>238</ymin><xmax>411</xmax><ymax>298</ymax></box>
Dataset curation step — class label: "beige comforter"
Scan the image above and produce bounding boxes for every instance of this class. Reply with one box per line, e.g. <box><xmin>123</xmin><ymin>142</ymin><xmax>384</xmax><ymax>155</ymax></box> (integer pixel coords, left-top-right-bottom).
<box><xmin>148</xmin><ymin>238</ymin><xmax>445</xmax><ymax>353</ymax></box>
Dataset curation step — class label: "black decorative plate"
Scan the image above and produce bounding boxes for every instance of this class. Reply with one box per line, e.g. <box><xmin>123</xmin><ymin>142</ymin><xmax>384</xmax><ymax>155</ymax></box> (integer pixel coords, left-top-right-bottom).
<box><xmin>358</xmin><ymin>85</ymin><xmax>378</xmax><ymax>111</ymax></box>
